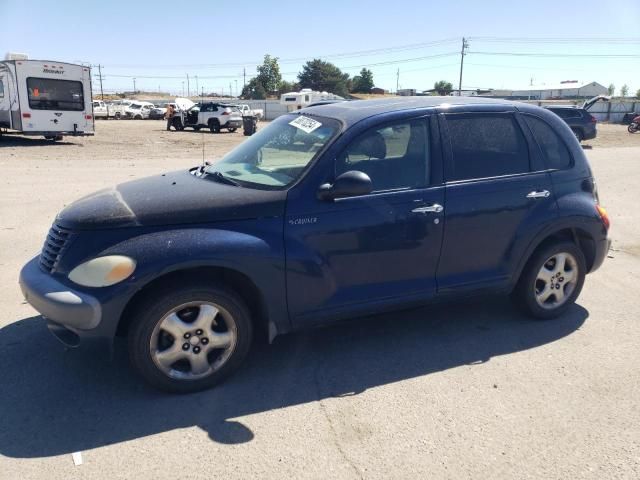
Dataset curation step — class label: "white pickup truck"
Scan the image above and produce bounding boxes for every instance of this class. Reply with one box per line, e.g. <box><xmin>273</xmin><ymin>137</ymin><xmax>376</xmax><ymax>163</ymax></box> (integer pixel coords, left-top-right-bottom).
<box><xmin>92</xmin><ymin>100</ymin><xmax>111</xmax><ymax>119</ymax></box>
<box><xmin>236</xmin><ymin>104</ymin><xmax>264</xmax><ymax>120</ymax></box>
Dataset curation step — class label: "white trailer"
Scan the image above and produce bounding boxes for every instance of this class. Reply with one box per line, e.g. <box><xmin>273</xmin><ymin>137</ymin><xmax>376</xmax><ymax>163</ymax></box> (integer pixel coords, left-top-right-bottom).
<box><xmin>280</xmin><ymin>89</ymin><xmax>344</xmax><ymax>112</ymax></box>
<box><xmin>0</xmin><ymin>54</ymin><xmax>94</xmax><ymax>140</ymax></box>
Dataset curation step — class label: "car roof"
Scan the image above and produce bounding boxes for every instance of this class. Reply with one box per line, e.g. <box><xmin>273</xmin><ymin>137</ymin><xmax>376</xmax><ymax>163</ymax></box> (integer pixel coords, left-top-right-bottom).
<box><xmin>302</xmin><ymin>96</ymin><xmax>515</xmax><ymax>126</ymax></box>
<box><xmin>545</xmin><ymin>105</ymin><xmax>582</xmax><ymax>110</ymax></box>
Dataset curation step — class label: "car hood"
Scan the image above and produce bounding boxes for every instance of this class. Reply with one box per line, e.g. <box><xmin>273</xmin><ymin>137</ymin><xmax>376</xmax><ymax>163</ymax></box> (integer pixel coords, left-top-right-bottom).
<box><xmin>56</xmin><ymin>169</ymin><xmax>286</xmax><ymax>230</ymax></box>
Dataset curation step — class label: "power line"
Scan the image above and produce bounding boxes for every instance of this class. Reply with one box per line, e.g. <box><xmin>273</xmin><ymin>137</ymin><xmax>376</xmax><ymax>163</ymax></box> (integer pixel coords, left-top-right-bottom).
<box><xmin>473</xmin><ymin>51</ymin><xmax>640</xmax><ymax>58</ymax></box>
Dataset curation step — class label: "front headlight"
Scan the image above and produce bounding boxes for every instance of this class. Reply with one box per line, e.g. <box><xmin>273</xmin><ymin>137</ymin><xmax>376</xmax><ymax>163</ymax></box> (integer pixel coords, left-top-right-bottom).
<box><xmin>68</xmin><ymin>255</ymin><xmax>136</xmax><ymax>287</ymax></box>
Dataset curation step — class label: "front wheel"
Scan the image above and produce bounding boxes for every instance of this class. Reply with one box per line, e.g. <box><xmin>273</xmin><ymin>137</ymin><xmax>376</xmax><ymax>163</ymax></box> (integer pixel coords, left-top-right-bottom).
<box><xmin>128</xmin><ymin>283</ymin><xmax>253</xmax><ymax>393</ymax></box>
<box><xmin>513</xmin><ymin>241</ymin><xmax>586</xmax><ymax>319</ymax></box>
<box><xmin>209</xmin><ymin>120</ymin><xmax>220</xmax><ymax>133</ymax></box>
<box><xmin>628</xmin><ymin>124</ymin><xmax>639</xmax><ymax>134</ymax></box>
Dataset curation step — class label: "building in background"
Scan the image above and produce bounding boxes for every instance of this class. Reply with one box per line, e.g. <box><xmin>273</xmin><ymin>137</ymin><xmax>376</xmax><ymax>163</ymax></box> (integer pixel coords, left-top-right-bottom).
<box><xmin>480</xmin><ymin>81</ymin><xmax>607</xmax><ymax>100</ymax></box>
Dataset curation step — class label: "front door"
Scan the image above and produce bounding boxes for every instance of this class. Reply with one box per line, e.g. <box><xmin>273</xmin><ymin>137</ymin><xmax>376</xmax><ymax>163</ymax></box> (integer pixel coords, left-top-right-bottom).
<box><xmin>285</xmin><ymin>116</ymin><xmax>445</xmax><ymax>326</ymax></box>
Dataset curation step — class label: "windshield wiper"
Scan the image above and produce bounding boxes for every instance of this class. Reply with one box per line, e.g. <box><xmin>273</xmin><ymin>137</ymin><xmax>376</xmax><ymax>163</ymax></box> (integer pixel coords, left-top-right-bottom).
<box><xmin>207</xmin><ymin>170</ymin><xmax>240</xmax><ymax>186</ymax></box>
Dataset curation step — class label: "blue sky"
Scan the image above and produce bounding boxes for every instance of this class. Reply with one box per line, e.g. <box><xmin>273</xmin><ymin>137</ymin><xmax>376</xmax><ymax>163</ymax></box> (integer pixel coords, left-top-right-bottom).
<box><xmin>1</xmin><ymin>0</ymin><xmax>638</xmax><ymax>96</ymax></box>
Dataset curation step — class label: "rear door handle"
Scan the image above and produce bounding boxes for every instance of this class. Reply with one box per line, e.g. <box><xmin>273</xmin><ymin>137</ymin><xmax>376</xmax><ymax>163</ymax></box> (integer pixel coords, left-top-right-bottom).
<box><xmin>526</xmin><ymin>190</ymin><xmax>550</xmax><ymax>199</ymax></box>
<box><xmin>412</xmin><ymin>204</ymin><xmax>444</xmax><ymax>214</ymax></box>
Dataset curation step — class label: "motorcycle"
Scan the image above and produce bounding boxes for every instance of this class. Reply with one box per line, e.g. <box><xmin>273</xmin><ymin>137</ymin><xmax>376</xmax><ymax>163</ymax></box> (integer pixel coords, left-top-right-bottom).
<box><xmin>629</xmin><ymin>115</ymin><xmax>640</xmax><ymax>134</ymax></box>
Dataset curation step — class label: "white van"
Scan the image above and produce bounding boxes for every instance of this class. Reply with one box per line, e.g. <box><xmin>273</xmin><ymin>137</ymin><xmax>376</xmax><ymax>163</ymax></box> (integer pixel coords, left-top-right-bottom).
<box><xmin>0</xmin><ymin>54</ymin><xmax>94</xmax><ymax>139</ymax></box>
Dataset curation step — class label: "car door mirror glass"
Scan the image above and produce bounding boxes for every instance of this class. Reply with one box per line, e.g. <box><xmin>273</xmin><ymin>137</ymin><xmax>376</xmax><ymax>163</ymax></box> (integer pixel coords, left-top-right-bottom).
<box><xmin>318</xmin><ymin>170</ymin><xmax>372</xmax><ymax>201</ymax></box>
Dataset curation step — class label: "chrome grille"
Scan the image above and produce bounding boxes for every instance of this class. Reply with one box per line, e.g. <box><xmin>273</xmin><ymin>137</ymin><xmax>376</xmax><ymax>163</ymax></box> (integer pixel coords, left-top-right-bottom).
<box><xmin>39</xmin><ymin>224</ymin><xmax>72</xmax><ymax>273</ymax></box>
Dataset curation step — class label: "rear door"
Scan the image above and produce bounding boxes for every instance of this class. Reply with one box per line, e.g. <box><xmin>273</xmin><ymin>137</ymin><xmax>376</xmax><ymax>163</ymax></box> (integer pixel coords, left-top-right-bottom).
<box><xmin>437</xmin><ymin>110</ymin><xmax>557</xmax><ymax>293</ymax></box>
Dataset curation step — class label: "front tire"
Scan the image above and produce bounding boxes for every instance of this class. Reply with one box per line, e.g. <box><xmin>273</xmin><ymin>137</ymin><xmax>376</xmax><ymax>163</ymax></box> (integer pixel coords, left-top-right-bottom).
<box><xmin>629</xmin><ymin>124</ymin><xmax>638</xmax><ymax>134</ymax></box>
<box><xmin>513</xmin><ymin>241</ymin><xmax>586</xmax><ymax>319</ymax></box>
<box><xmin>209</xmin><ymin>119</ymin><xmax>220</xmax><ymax>133</ymax></box>
<box><xmin>128</xmin><ymin>283</ymin><xmax>253</xmax><ymax>393</ymax></box>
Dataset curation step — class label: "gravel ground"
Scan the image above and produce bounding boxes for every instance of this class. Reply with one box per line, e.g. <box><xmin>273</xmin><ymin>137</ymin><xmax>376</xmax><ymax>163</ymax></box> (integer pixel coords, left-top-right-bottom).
<box><xmin>0</xmin><ymin>120</ymin><xmax>639</xmax><ymax>479</ymax></box>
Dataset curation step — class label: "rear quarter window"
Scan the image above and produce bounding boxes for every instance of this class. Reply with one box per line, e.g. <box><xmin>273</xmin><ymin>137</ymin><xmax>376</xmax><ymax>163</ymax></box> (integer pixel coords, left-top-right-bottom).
<box><xmin>523</xmin><ymin>114</ymin><xmax>572</xmax><ymax>170</ymax></box>
<box><xmin>444</xmin><ymin>114</ymin><xmax>530</xmax><ymax>181</ymax></box>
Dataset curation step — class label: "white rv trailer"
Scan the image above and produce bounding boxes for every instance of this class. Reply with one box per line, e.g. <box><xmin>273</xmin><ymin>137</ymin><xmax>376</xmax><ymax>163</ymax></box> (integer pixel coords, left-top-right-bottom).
<box><xmin>0</xmin><ymin>53</ymin><xmax>94</xmax><ymax>139</ymax></box>
<box><xmin>279</xmin><ymin>89</ymin><xmax>344</xmax><ymax>112</ymax></box>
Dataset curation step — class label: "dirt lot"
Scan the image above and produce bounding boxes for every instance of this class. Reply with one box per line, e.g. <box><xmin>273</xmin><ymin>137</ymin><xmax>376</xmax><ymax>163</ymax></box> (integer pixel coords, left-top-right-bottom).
<box><xmin>1</xmin><ymin>120</ymin><xmax>639</xmax><ymax>479</ymax></box>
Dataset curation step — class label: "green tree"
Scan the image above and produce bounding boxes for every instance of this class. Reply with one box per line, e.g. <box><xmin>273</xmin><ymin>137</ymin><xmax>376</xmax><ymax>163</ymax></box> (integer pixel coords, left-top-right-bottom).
<box><xmin>277</xmin><ymin>80</ymin><xmax>299</xmax><ymax>95</ymax></box>
<box><xmin>620</xmin><ymin>84</ymin><xmax>629</xmax><ymax>97</ymax></box>
<box><xmin>351</xmin><ymin>68</ymin><xmax>375</xmax><ymax>93</ymax></box>
<box><xmin>256</xmin><ymin>54</ymin><xmax>282</xmax><ymax>94</ymax></box>
<box><xmin>433</xmin><ymin>80</ymin><xmax>454</xmax><ymax>96</ymax></box>
<box><xmin>607</xmin><ymin>83</ymin><xmax>615</xmax><ymax>96</ymax></box>
<box><xmin>241</xmin><ymin>78</ymin><xmax>267</xmax><ymax>100</ymax></box>
<box><xmin>297</xmin><ymin>59</ymin><xmax>350</xmax><ymax>97</ymax></box>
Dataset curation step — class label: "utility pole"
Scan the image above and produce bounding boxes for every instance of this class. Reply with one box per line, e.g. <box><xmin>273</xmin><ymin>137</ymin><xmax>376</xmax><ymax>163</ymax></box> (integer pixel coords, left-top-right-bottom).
<box><xmin>182</xmin><ymin>81</ymin><xmax>185</xmax><ymax>97</ymax></box>
<box><xmin>195</xmin><ymin>75</ymin><xmax>199</xmax><ymax>98</ymax></box>
<box><xmin>458</xmin><ymin>37</ymin><xmax>469</xmax><ymax>96</ymax></box>
<box><xmin>229</xmin><ymin>82</ymin><xmax>233</xmax><ymax>98</ymax></box>
<box><xmin>186</xmin><ymin>73</ymin><xmax>190</xmax><ymax>98</ymax></box>
<box><xmin>235</xmin><ymin>80</ymin><xmax>238</xmax><ymax>97</ymax></box>
<box><xmin>243</xmin><ymin>68</ymin><xmax>246</xmax><ymax>88</ymax></box>
<box><xmin>396</xmin><ymin>68</ymin><xmax>400</xmax><ymax>93</ymax></box>
<box><xmin>133</xmin><ymin>77</ymin><xmax>137</xmax><ymax>93</ymax></box>
<box><xmin>93</xmin><ymin>64</ymin><xmax>105</xmax><ymax>100</ymax></box>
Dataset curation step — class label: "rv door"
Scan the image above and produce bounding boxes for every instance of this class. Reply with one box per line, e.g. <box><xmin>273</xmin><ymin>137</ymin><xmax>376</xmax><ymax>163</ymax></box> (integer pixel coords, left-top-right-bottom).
<box><xmin>0</xmin><ymin>70</ymin><xmax>10</xmax><ymax>128</ymax></box>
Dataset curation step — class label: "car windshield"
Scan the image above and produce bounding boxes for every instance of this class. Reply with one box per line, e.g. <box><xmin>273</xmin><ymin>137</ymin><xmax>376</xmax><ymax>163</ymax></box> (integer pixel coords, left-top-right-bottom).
<box><xmin>205</xmin><ymin>114</ymin><xmax>340</xmax><ymax>188</ymax></box>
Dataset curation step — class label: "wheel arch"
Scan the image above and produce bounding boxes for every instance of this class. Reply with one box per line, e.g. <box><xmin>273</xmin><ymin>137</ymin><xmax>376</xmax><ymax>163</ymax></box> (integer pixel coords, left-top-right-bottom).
<box><xmin>512</xmin><ymin>223</ymin><xmax>598</xmax><ymax>291</ymax></box>
<box><xmin>117</xmin><ymin>265</ymin><xmax>271</xmax><ymax>342</ymax></box>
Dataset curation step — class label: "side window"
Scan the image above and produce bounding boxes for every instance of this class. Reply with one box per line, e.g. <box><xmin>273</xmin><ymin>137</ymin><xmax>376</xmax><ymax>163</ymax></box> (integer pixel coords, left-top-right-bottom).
<box><xmin>336</xmin><ymin>119</ymin><xmax>429</xmax><ymax>192</ymax></box>
<box><xmin>523</xmin><ymin>114</ymin><xmax>572</xmax><ymax>170</ymax></box>
<box><xmin>444</xmin><ymin>114</ymin><xmax>529</xmax><ymax>181</ymax></box>
<box><xmin>0</xmin><ymin>79</ymin><xmax>4</xmax><ymax>98</ymax></box>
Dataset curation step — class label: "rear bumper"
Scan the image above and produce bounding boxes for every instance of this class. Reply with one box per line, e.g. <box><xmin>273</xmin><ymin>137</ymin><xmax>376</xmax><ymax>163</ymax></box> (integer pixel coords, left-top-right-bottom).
<box><xmin>224</xmin><ymin>120</ymin><xmax>242</xmax><ymax>128</ymax></box>
<box><xmin>590</xmin><ymin>236</ymin><xmax>611</xmax><ymax>273</ymax></box>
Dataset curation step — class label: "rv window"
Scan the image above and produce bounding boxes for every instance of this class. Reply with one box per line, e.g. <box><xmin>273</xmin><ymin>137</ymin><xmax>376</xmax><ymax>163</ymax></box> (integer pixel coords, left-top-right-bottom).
<box><xmin>26</xmin><ymin>77</ymin><xmax>84</xmax><ymax>111</ymax></box>
<box><xmin>0</xmin><ymin>80</ymin><xmax>4</xmax><ymax>98</ymax></box>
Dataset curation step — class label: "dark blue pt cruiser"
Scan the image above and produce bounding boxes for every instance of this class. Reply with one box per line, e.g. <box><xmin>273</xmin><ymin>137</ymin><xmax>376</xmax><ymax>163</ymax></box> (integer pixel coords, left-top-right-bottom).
<box><xmin>19</xmin><ymin>97</ymin><xmax>611</xmax><ymax>392</ymax></box>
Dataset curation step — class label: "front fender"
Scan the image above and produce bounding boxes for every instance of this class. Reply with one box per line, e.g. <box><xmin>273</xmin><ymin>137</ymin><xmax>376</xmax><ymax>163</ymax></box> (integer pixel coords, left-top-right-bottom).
<box><xmin>101</xmin><ymin>224</ymin><xmax>288</xmax><ymax>336</ymax></box>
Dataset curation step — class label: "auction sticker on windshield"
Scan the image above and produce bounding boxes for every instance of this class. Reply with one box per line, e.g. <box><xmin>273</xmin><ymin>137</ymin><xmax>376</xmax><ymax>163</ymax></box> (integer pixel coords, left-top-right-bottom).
<box><xmin>289</xmin><ymin>116</ymin><xmax>322</xmax><ymax>134</ymax></box>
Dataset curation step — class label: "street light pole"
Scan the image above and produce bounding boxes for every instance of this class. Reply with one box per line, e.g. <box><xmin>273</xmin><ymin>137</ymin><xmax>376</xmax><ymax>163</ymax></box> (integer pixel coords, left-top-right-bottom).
<box><xmin>133</xmin><ymin>77</ymin><xmax>136</xmax><ymax>93</ymax></box>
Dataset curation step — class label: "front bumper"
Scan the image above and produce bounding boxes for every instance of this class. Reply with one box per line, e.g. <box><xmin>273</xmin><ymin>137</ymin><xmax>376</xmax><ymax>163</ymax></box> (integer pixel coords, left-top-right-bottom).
<box><xmin>19</xmin><ymin>257</ymin><xmax>102</xmax><ymax>331</ymax></box>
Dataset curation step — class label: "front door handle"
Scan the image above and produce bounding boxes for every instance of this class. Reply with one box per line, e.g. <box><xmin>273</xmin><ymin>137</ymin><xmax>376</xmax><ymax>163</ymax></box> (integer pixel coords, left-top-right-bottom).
<box><xmin>526</xmin><ymin>190</ymin><xmax>551</xmax><ymax>199</ymax></box>
<box><xmin>412</xmin><ymin>203</ymin><xmax>444</xmax><ymax>214</ymax></box>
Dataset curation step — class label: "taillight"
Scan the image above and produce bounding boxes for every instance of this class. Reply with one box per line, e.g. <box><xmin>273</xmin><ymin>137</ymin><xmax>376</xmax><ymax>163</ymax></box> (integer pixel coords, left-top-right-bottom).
<box><xmin>221</xmin><ymin>111</ymin><xmax>230</xmax><ymax>115</ymax></box>
<box><xmin>85</xmin><ymin>115</ymin><xmax>92</xmax><ymax>120</ymax></box>
<box><xmin>596</xmin><ymin>204</ymin><xmax>610</xmax><ymax>230</ymax></box>
<box><xmin>590</xmin><ymin>115</ymin><xmax>597</xmax><ymax>123</ymax></box>
<box><xmin>22</xmin><ymin>113</ymin><xmax>31</xmax><ymax>118</ymax></box>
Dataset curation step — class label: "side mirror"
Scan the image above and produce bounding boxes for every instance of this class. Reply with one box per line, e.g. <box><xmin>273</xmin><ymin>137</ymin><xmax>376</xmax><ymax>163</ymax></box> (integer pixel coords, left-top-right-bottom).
<box><xmin>317</xmin><ymin>170</ymin><xmax>372</xmax><ymax>201</ymax></box>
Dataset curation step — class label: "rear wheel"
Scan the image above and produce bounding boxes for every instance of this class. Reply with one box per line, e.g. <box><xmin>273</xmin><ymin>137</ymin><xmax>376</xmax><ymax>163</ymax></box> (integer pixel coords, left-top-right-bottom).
<box><xmin>128</xmin><ymin>283</ymin><xmax>253</xmax><ymax>393</ymax></box>
<box><xmin>209</xmin><ymin>119</ymin><xmax>220</xmax><ymax>133</ymax></box>
<box><xmin>514</xmin><ymin>241</ymin><xmax>586</xmax><ymax>319</ymax></box>
<box><xmin>571</xmin><ymin>128</ymin><xmax>583</xmax><ymax>142</ymax></box>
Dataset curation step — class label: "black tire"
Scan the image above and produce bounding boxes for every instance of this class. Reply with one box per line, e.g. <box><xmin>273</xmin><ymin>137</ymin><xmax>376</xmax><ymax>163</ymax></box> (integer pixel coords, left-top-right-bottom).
<box><xmin>227</xmin><ymin>127</ymin><xmax>237</xmax><ymax>133</ymax></box>
<box><xmin>628</xmin><ymin>124</ymin><xmax>638</xmax><ymax>134</ymax></box>
<box><xmin>128</xmin><ymin>282</ymin><xmax>253</xmax><ymax>393</ymax></box>
<box><xmin>571</xmin><ymin>128</ymin><xmax>583</xmax><ymax>142</ymax></box>
<box><xmin>115</xmin><ymin>112</ymin><xmax>121</xmax><ymax>120</ymax></box>
<box><xmin>135</xmin><ymin>115</ymin><xmax>142</xmax><ymax>120</ymax></box>
<box><xmin>209</xmin><ymin>119</ymin><xmax>220</xmax><ymax>133</ymax></box>
<box><xmin>513</xmin><ymin>241</ymin><xmax>586</xmax><ymax>320</ymax></box>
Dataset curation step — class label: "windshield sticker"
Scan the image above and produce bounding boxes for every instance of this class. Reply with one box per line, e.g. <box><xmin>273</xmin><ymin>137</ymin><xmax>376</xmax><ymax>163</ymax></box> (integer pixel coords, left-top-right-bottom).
<box><xmin>289</xmin><ymin>116</ymin><xmax>322</xmax><ymax>134</ymax></box>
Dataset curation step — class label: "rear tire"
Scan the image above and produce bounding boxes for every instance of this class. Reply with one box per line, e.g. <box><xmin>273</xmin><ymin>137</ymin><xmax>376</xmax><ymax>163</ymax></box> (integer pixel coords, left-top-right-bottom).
<box><xmin>629</xmin><ymin>124</ymin><xmax>638</xmax><ymax>134</ymax></box>
<box><xmin>127</xmin><ymin>282</ymin><xmax>253</xmax><ymax>393</ymax></box>
<box><xmin>228</xmin><ymin>127</ymin><xmax>237</xmax><ymax>133</ymax></box>
<box><xmin>209</xmin><ymin>119</ymin><xmax>220</xmax><ymax>133</ymax></box>
<box><xmin>572</xmin><ymin>128</ymin><xmax>583</xmax><ymax>142</ymax></box>
<box><xmin>513</xmin><ymin>241</ymin><xmax>586</xmax><ymax>320</ymax></box>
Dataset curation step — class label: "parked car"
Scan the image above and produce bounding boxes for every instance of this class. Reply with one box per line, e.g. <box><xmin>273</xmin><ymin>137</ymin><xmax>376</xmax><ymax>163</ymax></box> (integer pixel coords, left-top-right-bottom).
<box><xmin>544</xmin><ymin>95</ymin><xmax>609</xmax><ymax>142</ymax></box>
<box><xmin>125</xmin><ymin>102</ymin><xmax>154</xmax><ymax>120</ymax></box>
<box><xmin>544</xmin><ymin>106</ymin><xmax>597</xmax><ymax>141</ymax></box>
<box><xmin>173</xmin><ymin>101</ymin><xmax>243</xmax><ymax>132</ymax></box>
<box><xmin>19</xmin><ymin>97</ymin><xmax>610</xmax><ymax>393</ymax></box>
<box><xmin>108</xmin><ymin>100</ymin><xmax>133</xmax><ymax>119</ymax></box>
<box><xmin>149</xmin><ymin>104</ymin><xmax>167</xmax><ymax>120</ymax></box>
